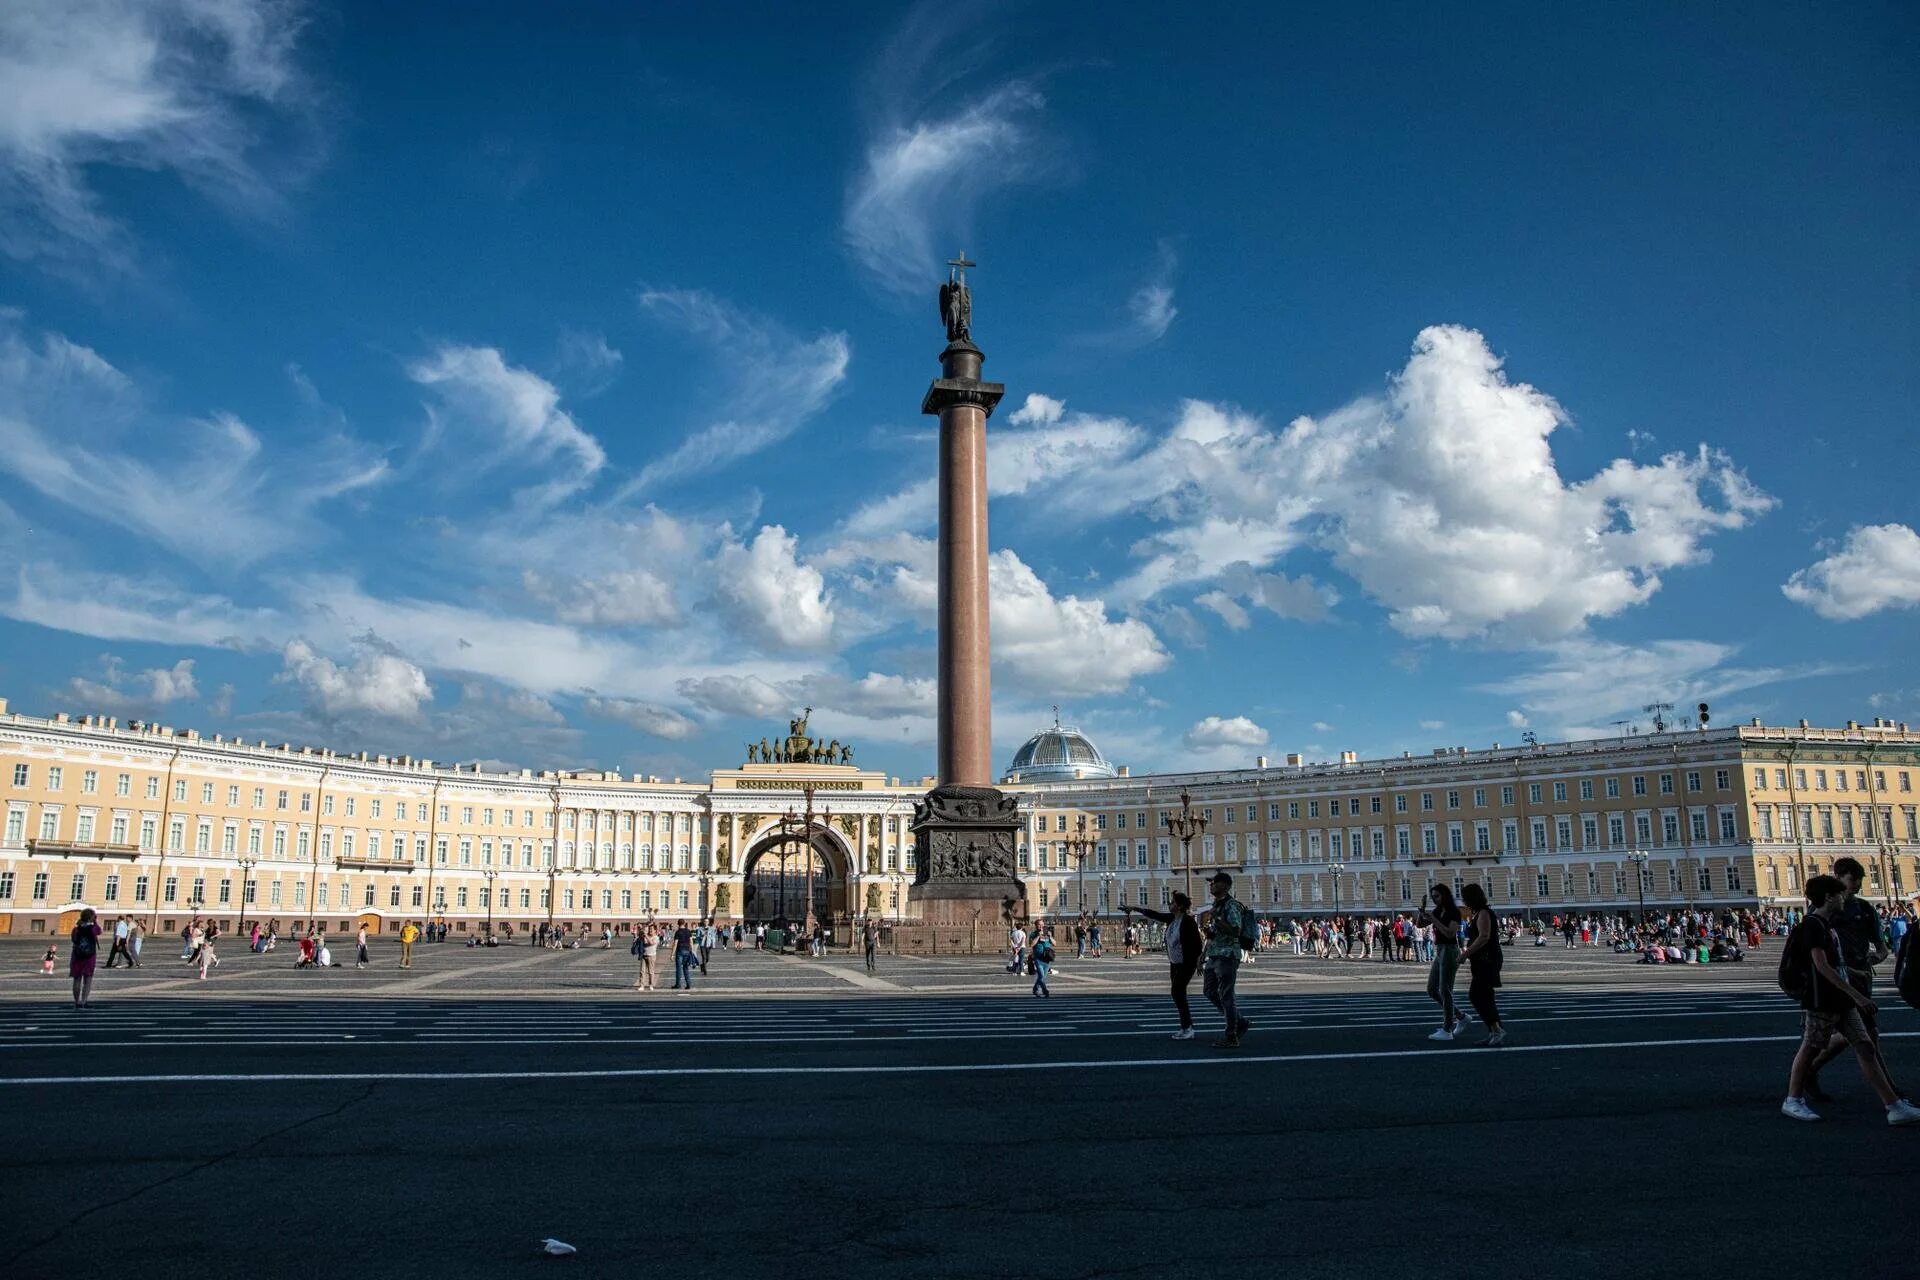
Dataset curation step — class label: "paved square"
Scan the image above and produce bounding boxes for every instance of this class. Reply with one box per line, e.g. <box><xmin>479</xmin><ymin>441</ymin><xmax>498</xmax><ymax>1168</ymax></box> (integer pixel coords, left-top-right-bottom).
<box><xmin>3</xmin><ymin>939</ymin><xmax>1915</xmax><ymax>1277</ymax></box>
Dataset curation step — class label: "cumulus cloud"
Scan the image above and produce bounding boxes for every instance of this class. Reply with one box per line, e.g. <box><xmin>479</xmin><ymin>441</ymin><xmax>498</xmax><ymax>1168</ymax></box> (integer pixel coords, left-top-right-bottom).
<box><xmin>1781</xmin><ymin>524</ymin><xmax>1920</xmax><ymax>621</ymax></box>
<box><xmin>1051</xmin><ymin>327</ymin><xmax>1770</xmax><ymax>640</ymax></box>
<box><xmin>675</xmin><ymin>673</ymin><xmax>789</xmax><ymax>719</ymax></box>
<box><xmin>1184</xmin><ymin>715</ymin><xmax>1268</xmax><ymax>750</ymax></box>
<box><xmin>1419</xmin><ymin>720</ymin><xmax>1446</xmax><ymax>732</ymax></box>
<box><xmin>1008</xmin><ymin>393</ymin><xmax>1065</xmax><ymax>426</ymax></box>
<box><xmin>408</xmin><ymin>344</ymin><xmax>606</xmax><ymax>509</ymax></box>
<box><xmin>844</xmin><ymin>79</ymin><xmax>1051</xmax><ymax>298</ymax></box>
<box><xmin>0</xmin><ymin>312</ymin><xmax>388</xmax><ymax>567</ymax></box>
<box><xmin>1506</xmin><ymin>710</ymin><xmax>1530</xmax><ymax>729</ymax></box>
<box><xmin>61</xmin><ymin>655</ymin><xmax>199</xmax><ymax>715</ymax></box>
<box><xmin>0</xmin><ymin>0</ymin><xmax>321</xmax><ymax>270</ymax></box>
<box><xmin>624</xmin><ymin>289</ymin><xmax>848</xmax><ymax>494</ymax></box>
<box><xmin>522</xmin><ymin>567</ymin><xmax>681</xmax><ymax>629</ymax></box>
<box><xmin>710</xmin><ymin>525</ymin><xmax>836</xmax><ymax>652</ymax></box>
<box><xmin>991</xmin><ymin>549</ymin><xmax>1170</xmax><ymax>696</ymax></box>
<box><xmin>582</xmin><ymin>695</ymin><xmax>698</xmax><ymax>741</ymax></box>
<box><xmin>276</xmin><ymin>639</ymin><xmax>432</xmax><ymax>720</ymax></box>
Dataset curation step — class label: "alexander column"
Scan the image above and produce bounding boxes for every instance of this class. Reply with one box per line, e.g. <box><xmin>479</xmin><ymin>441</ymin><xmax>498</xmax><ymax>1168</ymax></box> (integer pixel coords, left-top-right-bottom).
<box><xmin>909</xmin><ymin>254</ymin><xmax>1025</xmax><ymax>934</ymax></box>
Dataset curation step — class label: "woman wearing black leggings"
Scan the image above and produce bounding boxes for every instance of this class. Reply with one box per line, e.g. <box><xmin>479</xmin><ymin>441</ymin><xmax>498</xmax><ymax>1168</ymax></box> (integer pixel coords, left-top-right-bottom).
<box><xmin>1459</xmin><ymin>883</ymin><xmax>1508</xmax><ymax>1047</ymax></box>
<box><xmin>1124</xmin><ymin>894</ymin><xmax>1203</xmax><ymax>1040</ymax></box>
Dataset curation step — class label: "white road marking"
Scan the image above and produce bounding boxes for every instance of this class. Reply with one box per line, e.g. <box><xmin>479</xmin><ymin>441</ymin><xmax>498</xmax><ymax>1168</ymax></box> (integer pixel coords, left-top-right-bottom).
<box><xmin>8</xmin><ymin>1030</ymin><xmax>1916</xmax><ymax>1085</ymax></box>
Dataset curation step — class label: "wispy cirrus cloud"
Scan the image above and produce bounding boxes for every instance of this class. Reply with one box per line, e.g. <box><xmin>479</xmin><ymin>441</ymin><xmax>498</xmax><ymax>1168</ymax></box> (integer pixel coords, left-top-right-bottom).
<box><xmin>408</xmin><ymin>343</ymin><xmax>606</xmax><ymax>510</ymax></box>
<box><xmin>0</xmin><ymin>0</ymin><xmax>323</xmax><ymax>272</ymax></box>
<box><xmin>0</xmin><ymin>312</ymin><xmax>387</xmax><ymax>567</ymax></box>
<box><xmin>620</xmin><ymin>289</ymin><xmax>848</xmax><ymax>496</ymax></box>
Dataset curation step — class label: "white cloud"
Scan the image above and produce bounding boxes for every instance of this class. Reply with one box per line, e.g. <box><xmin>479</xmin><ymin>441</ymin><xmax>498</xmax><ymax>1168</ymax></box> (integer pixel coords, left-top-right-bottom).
<box><xmin>1781</xmin><ymin>524</ymin><xmax>1920</xmax><ymax>621</ymax></box>
<box><xmin>1311</xmin><ymin>720</ymin><xmax>1334</xmax><ymax>734</ymax></box>
<box><xmin>208</xmin><ymin>683</ymin><xmax>235</xmax><ymax>719</ymax></box>
<box><xmin>276</xmin><ymin>639</ymin><xmax>433</xmax><ymax>721</ymax></box>
<box><xmin>553</xmin><ymin>327</ymin><xmax>623</xmax><ymax>396</ymax></box>
<box><xmin>1194</xmin><ymin>590</ymin><xmax>1249</xmax><ymax>630</ymax></box>
<box><xmin>991</xmin><ymin>549</ymin><xmax>1170</xmax><ymax>696</ymax></box>
<box><xmin>1035</xmin><ymin>328</ymin><xmax>1770</xmax><ymax>640</ymax></box>
<box><xmin>522</xmin><ymin>568</ymin><xmax>680</xmax><ymax>629</ymax></box>
<box><xmin>844</xmin><ymin>80</ymin><xmax>1051</xmax><ymax>298</ymax></box>
<box><xmin>0</xmin><ymin>313</ymin><xmax>387</xmax><ymax>567</ymax></box>
<box><xmin>61</xmin><ymin>655</ymin><xmax>199</xmax><ymax>715</ymax></box>
<box><xmin>582</xmin><ymin>696</ymin><xmax>697</xmax><ymax>742</ymax></box>
<box><xmin>1419</xmin><ymin>719</ymin><xmax>1447</xmax><ymax>731</ymax></box>
<box><xmin>4</xmin><ymin>564</ymin><xmax>276</xmax><ymax>648</ymax></box>
<box><xmin>675</xmin><ymin>674</ymin><xmax>789</xmax><ymax>719</ymax></box>
<box><xmin>710</xmin><ymin>525</ymin><xmax>836</xmax><ymax>653</ymax></box>
<box><xmin>408</xmin><ymin>344</ymin><xmax>606</xmax><ymax>509</ymax></box>
<box><xmin>0</xmin><ymin>0</ymin><xmax>319</xmax><ymax>270</ymax></box>
<box><xmin>624</xmin><ymin>290</ymin><xmax>848</xmax><ymax>494</ymax></box>
<box><xmin>1477</xmin><ymin>637</ymin><xmax>1842</xmax><ymax>730</ymax></box>
<box><xmin>1079</xmin><ymin>240</ymin><xmax>1179</xmax><ymax>348</ymax></box>
<box><xmin>1009</xmin><ymin>393</ymin><xmax>1065</xmax><ymax>426</ymax></box>
<box><xmin>1184</xmin><ymin>715</ymin><xmax>1268</xmax><ymax>750</ymax></box>
<box><xmin>1506</xmin><ymin>710</ymin><xmax>1530</xmax><ymax>729</ymax></box>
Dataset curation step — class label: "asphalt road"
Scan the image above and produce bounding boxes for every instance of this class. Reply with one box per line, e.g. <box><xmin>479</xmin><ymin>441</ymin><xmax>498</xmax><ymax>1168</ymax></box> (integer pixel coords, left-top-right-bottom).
<box><xmin>2</xmin><ymin>946</ymin><xmax>1916</xmax><ymax>1279</ymax></box>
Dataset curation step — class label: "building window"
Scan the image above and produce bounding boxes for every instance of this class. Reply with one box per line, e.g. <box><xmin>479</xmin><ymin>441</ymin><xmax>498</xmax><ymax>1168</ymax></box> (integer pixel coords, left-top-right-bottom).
<box><xmin>104</xmin><ymin>874</ymin><xmax>119</xmax><ymax>902</ymax></box>
<box><xmin>163</xmin><ymin>876</ymin><xmax>177</xmax><ymax>903</ymax></box>
<box><xmin>69</xmin><ymin>873</ymin><xmax>85</xmax><ymax>901</ymax></box>
<box><xmin>133</xmin><ymin>875</ymin><xmax>148</xmax><ymax>902</ymax></box>
<box><xmin>10</xmin><ymin>764</ymin><xmax>25</xmax><ymax>787</ymax></box>
<box><xmin>33</xmin><ymin>872</ymin><xmax>50</xmax><ymax>901</ymax></box>
<box><xmin>1719</xmin><ymin>812</ymin><xmax>1736</xmax><ymax>841</ymax></box>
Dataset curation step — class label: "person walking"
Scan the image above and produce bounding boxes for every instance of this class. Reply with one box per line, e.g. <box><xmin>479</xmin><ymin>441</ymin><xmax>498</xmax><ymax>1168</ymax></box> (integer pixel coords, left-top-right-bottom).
<box><xmin>1030</xmin><ymin>930</ymin><xmax>1055</xmax><ymax>997</ymax></box>
<box><xmin>1417</xmin><ymin>885</ymin><xmax>1468</xmax><ymax>1041</ymax></box>
<box><xmin>105</xmin><ymin>916</ymin><xmax>133</xmax><ymax>968</ymax></box>
<box><xmin>1124</xmin><ymin>893</ymin><xmax>1204</xmax><ymax>1040</ymax></box>
<box><xmin>863</xmin><ymin>917</ymin><xmax>879</xmax><ymax>972</ymax></box>
<box><xmin>1195</xmin><ymin>872</ymin><xmax>1254</xmax><ymax>1049</ymax></box>
<box><xmin>698</xmin><ymin>920</ymin><xmax>714</xmax><ymax>975</ymax></box>
<box><xmin>127</xmin><ymin>919</ymin><xmax>143</xmax><ymax>967</ymax></box>
<box><xmin>197</xmin><ymin>928</ymin><xmax>218</xmax><ymax>980</ymax></box>
<box><xmin>672</xmin><ymin>919</ymin><xmax>696</xmax><ymax>990</ymax></box>
<box><xmin>69</xmin><ymin>908</ymin><xmax>101</xmax><ymax>1007</ymax></box>
<box><xmin>632</xmin><ymin>924</ymin><xmax>657</xmax><ymax>991</ymax></box>
<box><xmin>399</xmin><ymin>920</ymin><xmax>418</xmax><ymax>968</ymax></box>
<box><xmin>1459</xmin><ymin>883</ymin><xmax>1506</xmax><ymax>1047</ymax></box>
<box><xmin>355</xmin><ymin>924</ymin><xmax>370</xmax><ymax>969</ymax></box>
<box><xmin>1781</xmin><ymin>874</ymin><xmax>1920</xmax><ymax>1124</ymax></box>
<box><xmin>1801</xmin><ymin>857</ymin><xmax>1892</xmax><ymax>1101</ymax></box>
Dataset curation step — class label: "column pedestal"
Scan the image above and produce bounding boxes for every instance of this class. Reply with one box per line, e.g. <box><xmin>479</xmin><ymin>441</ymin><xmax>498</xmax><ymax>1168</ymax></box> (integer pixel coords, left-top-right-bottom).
<box><xmin>906</xmin><ymin>784</ymin><xmax>1025</xmax><ymax>946</ymax></box>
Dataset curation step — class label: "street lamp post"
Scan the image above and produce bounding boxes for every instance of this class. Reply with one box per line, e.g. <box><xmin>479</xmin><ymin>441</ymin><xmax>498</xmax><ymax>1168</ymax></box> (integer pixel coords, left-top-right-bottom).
<box><xmin>1069</xmin><ymin>815</ymin><xmax>1093</xmax><ymax>917</ymax></box>
<box><xmin>234</xmin><ymin>855</ymin><xmax>258</xmax><ymax>933</ymax></box>
<box><xmin>1627</xmin><ymin>851</ymin><xmax>1649</xmax><ymax>925</ymax></box>
<box><xmin>1166</xmin><ymin>789</ymin><xmax>1208</xmax><ymax>907</ymax></box>
<box><xmin>774</xmin><ymin>784</ymin><xmax>827</xmax><ymax>941</ymax></box>
<box><xmin>1329</xmin><ymin>860</ymin><xmax>1347</xmax><ymax>920</ymax></box>
<box><xmin>482</xmin><ymin>868</ymin><xmax>499</xmax><ymax>936</ymax></box>
<box><xmin>1099</xmin><ymin>870</ymin><xmax>1118</xmax><ymax>915</ymax></box>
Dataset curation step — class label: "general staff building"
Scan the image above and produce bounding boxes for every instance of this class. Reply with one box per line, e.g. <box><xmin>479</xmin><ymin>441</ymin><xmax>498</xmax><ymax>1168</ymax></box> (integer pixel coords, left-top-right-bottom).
<box><xmin>0</xmin><ymin>695</ymin><xmax>1914</xmax><ymax>938</ymax></box>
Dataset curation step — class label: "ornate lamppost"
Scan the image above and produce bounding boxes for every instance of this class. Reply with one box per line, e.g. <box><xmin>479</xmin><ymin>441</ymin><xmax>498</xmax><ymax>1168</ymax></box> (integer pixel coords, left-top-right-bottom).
<box><xmin>234</xmin><ymin>854</ymin><xmax>258</xmax><ymax>932</ymax></box>
<box><xmin>1166</xmin><ymin>789</ymin><xmax>1208</xmax><ymax>906</ymax></box>
<box><xmin>1065</xmin><ymin>815</ymin><xmax>1095</xmax><ymax>917</ymax></box>
<box><xmin>1627</xmin><ymin>850</ymin><xmax>1650</xmax><ymax>924</ymax></box>
<box><xmin>481</xmin><ymin>868</ymin><xmax>499</xmax><ymax>936</ymax></box>
<box><xmin>774</xmin><ymin>784</ymin><xmax>830</xmax><ymax>939</ymax></box>
<box><xmin>1329</xmin><ymin>859</ymin><xmax>1347</xmax><ymax>919</ymax></box>
<box><xmin>1098</xmin><ymin>870</ymin><xmax>1118</xmax><ymax>915</ymax></box>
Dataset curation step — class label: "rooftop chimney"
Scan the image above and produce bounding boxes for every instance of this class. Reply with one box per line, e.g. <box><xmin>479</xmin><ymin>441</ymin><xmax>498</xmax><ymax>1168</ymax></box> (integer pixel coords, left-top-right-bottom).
<box><xmin>1285</xmin><ymin>753</ymin><xmax>1304</xmax><ymax>767</ymax></box>
<box><xmin>1255</xmin><ymin>755</ymin><xmax>1269</xmax><ymax>769</ymax></box>
<box><xmin>1340</xmin><ymin>750</ymin><xmax>1358</xmax><ymax>764</ymax></box>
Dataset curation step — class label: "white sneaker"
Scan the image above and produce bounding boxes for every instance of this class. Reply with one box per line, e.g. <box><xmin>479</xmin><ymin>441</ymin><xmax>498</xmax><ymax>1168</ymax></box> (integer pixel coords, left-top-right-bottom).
<box><xmin>1171</xmin><ymin>1028</ymin><xmax>1195</xmax><ymax>1040</ymax></box>
<box><xmin>1428</xmin><ymin>1027</ymin><xmax>1454</xmax><ymax>1041</ymax></box>
<box><xmin>1888</xmin><ymin>1099</ymin><xmax>1920</xmax><ymax>1126</ymax></box>
<box><xmin>1456</xmin><ymin>1010</ymin><xmax>1473</xmax><ymax>1027</ymax></box>
<box><xmin>1781</xmin><ymin>1097</ymin><xmax>1821</xmax><ymax>1122</ymax></box>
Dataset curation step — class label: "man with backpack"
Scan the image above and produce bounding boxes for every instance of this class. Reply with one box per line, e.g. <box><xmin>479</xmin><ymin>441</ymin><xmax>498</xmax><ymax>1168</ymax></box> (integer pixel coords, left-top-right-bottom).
<box><xmin>1802</xmin><ymin>857</ymin><xmax>1893</xmax><ymax>1100</ymax></box>
<box><xmin>1195</xmin><ymin>871</ymin><xmax>1257</xmax><ymax>1049</ymax></box>
<box><xmin>1031</xmin><ymin>931</ymin><xmax>1054</xmax><ymax>997</ymax></box>
<box><xmin>1779</xmin><ymin>874</ymin><xmax>1920</xmax><ymax>1124</ymax></box>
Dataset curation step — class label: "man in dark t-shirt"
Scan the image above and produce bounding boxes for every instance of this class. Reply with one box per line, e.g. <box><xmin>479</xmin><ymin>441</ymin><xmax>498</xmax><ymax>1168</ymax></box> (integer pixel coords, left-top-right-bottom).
<box><xmin>1782</xmin><ymin>874</ymin><xmax>1919</xmax><ymax>1124</ymax></box>
<box><xmin>1804</xmin><ymin>858</ymin><xmax>1891</xmax><ymax>1095</ymax></box>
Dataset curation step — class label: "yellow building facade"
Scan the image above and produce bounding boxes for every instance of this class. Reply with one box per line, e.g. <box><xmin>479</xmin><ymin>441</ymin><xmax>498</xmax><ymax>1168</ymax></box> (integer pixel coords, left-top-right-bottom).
<box><xmin>0</xmin><ymin>694</ymin><xmax>1914</xmax><ymax>937</ymax></box>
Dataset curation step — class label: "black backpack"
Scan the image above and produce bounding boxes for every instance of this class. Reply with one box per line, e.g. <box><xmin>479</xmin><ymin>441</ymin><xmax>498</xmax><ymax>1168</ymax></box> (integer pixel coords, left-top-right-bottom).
<box><xmin>1777</xmin><ymin>929</ymin><xmax>1812</xmax><ymax>1005</ymax></box>
<box><xmin>73</xmin><ymin>929</ymin><xmax>96</xmax><ymax>958</ymax></box>
<box><xmin>1896</xmin><ymin>929</ymin><xmax>1920</xmax><ymax>1012</ymax></box>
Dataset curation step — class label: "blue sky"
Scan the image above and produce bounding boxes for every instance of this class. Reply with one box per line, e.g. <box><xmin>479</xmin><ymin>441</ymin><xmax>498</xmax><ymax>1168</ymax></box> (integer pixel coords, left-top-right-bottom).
<box><xmin>1</xmin><ymin>1</ymin><xmax>1916</xmax><ymax>780</ymax></box>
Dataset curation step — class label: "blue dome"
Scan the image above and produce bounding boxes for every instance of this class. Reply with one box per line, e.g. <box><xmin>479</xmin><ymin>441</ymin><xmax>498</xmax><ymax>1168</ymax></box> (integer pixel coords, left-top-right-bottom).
<box><xmin>1003</xmin><ymin>724</ymin><xmax>1118</xmax><ymax>783</ymax></box>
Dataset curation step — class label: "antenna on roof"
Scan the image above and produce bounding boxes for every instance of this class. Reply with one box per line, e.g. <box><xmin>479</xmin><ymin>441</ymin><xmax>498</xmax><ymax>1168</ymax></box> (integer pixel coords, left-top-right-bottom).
<box><xmin>1644</xmin><ymin>702</ymin><xmax>1674</xmax><ymax>733</ymax></box>
<box><xmin>1052</xmin><ymin>704</ymin><xmax>1061</xmax><ymax>730</ymax></box>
